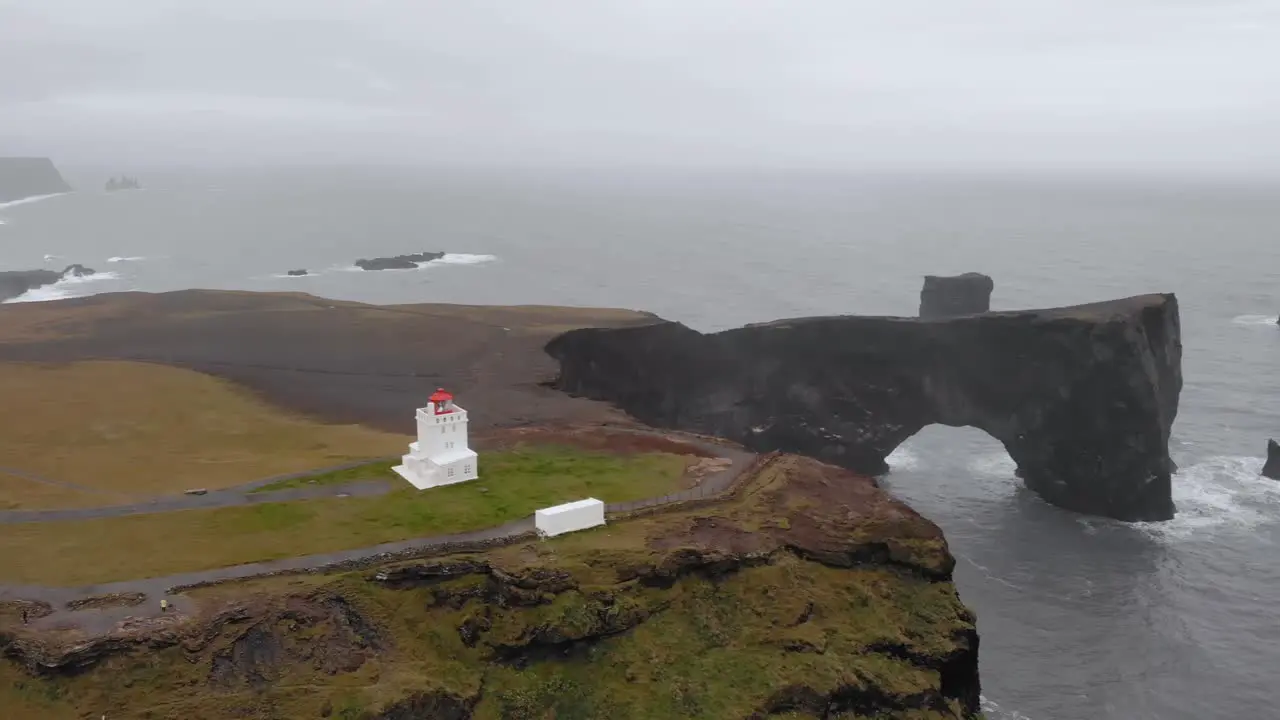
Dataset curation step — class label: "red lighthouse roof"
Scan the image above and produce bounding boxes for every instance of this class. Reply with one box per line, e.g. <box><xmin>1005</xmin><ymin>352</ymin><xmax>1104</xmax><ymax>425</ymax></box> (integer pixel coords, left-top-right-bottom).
<box><xmin>429</xmin><ymin>388</ymin><xmax>454</xmax><ymax>404</ymax></box>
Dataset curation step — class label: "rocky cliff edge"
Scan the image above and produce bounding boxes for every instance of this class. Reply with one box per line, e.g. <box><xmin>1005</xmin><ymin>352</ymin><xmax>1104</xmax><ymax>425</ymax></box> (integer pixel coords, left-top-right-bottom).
<box><xmin>0</xmin><ymin>454</ymin><xmax>979</xmax><ymax>719</ymax></box>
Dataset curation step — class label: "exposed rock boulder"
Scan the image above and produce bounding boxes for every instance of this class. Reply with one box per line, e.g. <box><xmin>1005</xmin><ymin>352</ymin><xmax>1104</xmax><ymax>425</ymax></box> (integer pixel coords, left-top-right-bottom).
<box><xmin>1263</xmin><ymin>439</ymin><xmax>1280</xmax><ymax>480</ymax></box>
<box><xmin>0</xmin><ymin>264</ymin><xmax>96</xmax><ymax>303</ymax></box>
<box><xmin>354</xmin><ymin>252</ymin><xmax>444</xmax><ymax>271</ymax></box>
<box><xmin>919</xmin><ymin>272</ymin><xmax>994</xmax><ymax>318</ymax></box>
<box><xmin>0</xmin><ymin>157</ymin><xmax>72</xmax><ymax>203</ymax></box>
<box><xmin>546</xmin><ymin>293</ymin><xmax>1183</xmax><ymax>521</ymax></box>
<box><xmin>286</xmin><ymin>269</ymin><xmax>309</xmax><ymax>276</ymax></box>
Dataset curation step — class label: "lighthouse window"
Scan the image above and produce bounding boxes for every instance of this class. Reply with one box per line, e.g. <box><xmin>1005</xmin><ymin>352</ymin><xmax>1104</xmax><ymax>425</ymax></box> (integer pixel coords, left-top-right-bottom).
<box><xmin>448</xmin><ymin>467</ymin><xmax>455</xmax><ymax>477</ymax></box>
<box><xmin>452</xmin><ymin>425</ymin><xmax>457</xmax><ymax>432</ymax></box>
<box><xmin>440</xmin><ymin>427</ymin><xmax>446</xmax><ymax>435</ymax></box>
<box><xmin>464</xmin><ymin>464</ymin><xmax>472</xmax><ymax>474</ymax></box>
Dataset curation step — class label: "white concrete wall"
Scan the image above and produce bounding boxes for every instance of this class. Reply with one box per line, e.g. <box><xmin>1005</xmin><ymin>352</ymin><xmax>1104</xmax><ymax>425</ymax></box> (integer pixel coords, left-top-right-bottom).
<box><xmin>416</xmin><ymin>405</ymin><xmax>471</xmax><ymax>456</ymax></box>
<box><xmin>535</xmin><ymin>498</ymin><xmax>607</xmax><ymax>537</ymax></box>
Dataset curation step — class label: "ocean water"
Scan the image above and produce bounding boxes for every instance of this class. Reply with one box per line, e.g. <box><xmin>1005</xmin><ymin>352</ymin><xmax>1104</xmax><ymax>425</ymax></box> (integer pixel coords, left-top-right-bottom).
<box><xmin>2</xmin><ymin>166</ymin><xmax>1279</xmax><ymax>719</ymax></box>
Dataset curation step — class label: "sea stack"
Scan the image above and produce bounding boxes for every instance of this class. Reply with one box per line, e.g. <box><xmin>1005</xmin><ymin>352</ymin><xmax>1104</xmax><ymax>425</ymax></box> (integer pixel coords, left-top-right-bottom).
<box><xmin>919</xmin><ymin>272</ymin><xmax>994</xmax><ymax>318</ymax></box>
<box><xmin>1263</xmin><ymin>439</ymin><xmax>1280</xmax><ymax>480</ymax></box>
<box><xmin>0</xmin><ymin>157</ymin><xmax>72</xmax><ymax>203</ymax></box>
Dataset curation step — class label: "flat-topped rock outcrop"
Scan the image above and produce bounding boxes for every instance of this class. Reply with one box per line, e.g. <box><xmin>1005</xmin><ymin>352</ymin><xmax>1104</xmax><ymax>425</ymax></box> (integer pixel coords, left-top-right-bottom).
<box><xmin>919</xmin><ymin>272</ymin><xmax>994</xmax><ymax>318</ymax></box>
<box><xmin>354</xmin><ymin>252</ymin><xmax>445</xmax><ymax>271</ymax></box>
<box><xmin>547</xmin><ymin>294</ymin><xmax>1183</xmax><ymax>522</ymax></box>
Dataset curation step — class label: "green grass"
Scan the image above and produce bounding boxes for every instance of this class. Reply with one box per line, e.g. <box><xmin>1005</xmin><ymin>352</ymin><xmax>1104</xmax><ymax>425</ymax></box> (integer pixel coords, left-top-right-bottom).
<box><xmin>249</xmin><ymin>460</ymin><xmax>398</xmax><ymax>493</ymax></box>
<box><xmin>0</xmin><ymin>445</ymin><xmax>689</xmax><ymax>586</ymax></box>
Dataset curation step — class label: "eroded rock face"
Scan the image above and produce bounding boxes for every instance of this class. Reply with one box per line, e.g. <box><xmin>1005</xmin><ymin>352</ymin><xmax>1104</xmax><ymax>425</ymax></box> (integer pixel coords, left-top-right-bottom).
<box><xmin>919</xmin><ymin>272</ymin><xmax>994</xmax><ymax>318</ymax></box>
<box><xmin>1263</xmin><ymin>439</ymin><xmax>1280</xmax><ymax>480</ymax></box>
<box><xmin>0</xmin><ymin>157</ymin><xmax>72</xmax><ymax>203</ymax></box>
<box><xmin>546</xmin><ymin>294</ymin><xmax>1183</xmax><ymax>521</ymax></box>
<box><xmin>0</xmin><ymin>265</ymin><xmax>96</xmax><ymax>303</ymax></box>
<box><xmin>354</xmin><ymin>252</ymin><xmax>444</xmax><ymax>271</ymax></box>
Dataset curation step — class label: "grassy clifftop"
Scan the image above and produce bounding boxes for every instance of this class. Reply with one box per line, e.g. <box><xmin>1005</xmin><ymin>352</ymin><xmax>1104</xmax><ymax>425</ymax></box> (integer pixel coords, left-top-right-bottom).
<box><xmin>0</xmin><ymin>454</ymin><xmax>980</xmax><ymax>719</ymax></box>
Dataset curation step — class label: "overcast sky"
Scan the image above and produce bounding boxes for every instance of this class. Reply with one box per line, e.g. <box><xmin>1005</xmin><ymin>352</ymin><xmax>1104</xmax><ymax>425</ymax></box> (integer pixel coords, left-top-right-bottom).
<box><xmin>3</xmin><ymin>0</ymin><xmax>1280</xmax><ymax>173</ymax></box>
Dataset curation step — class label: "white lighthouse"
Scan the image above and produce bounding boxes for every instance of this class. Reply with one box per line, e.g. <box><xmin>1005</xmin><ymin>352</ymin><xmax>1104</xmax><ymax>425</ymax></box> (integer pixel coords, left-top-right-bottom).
<box><xmin>393</xmin><ymin>388</ymin><xmax>479</xmax><ymax>490</ymax></box>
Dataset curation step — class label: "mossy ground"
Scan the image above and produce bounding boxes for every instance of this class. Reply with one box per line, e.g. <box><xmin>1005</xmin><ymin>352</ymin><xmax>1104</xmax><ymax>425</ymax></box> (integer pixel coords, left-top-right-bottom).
<box><xmin>0</xmin><ymin>456</ymin><xmax>979</xmax><ymax>720</ymax></box>
<box><xmin>0</xmin><ymin>445</ymin><xmax>689</xmax><ymax>586</ymax></box>
<box><xmin>0</xmin><ymin>558</ymin><xmax>972</xmax><ymax>720</ymax></box>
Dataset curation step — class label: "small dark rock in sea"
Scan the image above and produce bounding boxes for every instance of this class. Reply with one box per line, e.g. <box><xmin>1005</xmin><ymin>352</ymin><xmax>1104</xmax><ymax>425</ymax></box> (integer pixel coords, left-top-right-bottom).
<box><xmin>919</xmin><ymin>272</ymin><xmax>994</xmax><ymax>318</ymax></box>
<box><xmin>62</xmin><ymin>263</ymin><xmax>95</xmax><ymax>278</ymax></box>
<box><xmin>286</xmin><ymin>269</ymin><xmax>309</xmax><ymax>277</ymax></box>
<box><xmin>1262</xmin><ymin>439</ymin><xmax>1280</xmax><ymax>480</ymax></box>
<box><xmin>354</xmin><ymin>252</ymin><xmax>445</xmax><ymax>271</ymax></box>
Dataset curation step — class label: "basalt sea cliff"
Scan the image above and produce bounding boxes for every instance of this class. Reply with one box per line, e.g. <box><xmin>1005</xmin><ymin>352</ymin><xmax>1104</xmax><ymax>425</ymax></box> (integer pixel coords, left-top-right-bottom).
<box><xmin>0</xmin><ymin>158</ymin><xmax>72</xmax><ymax>204</ymax></box>
<box><xmin>547</xmin><ymin>294</ymin><xmax>1183</xmax><ymax>522</ymax></box>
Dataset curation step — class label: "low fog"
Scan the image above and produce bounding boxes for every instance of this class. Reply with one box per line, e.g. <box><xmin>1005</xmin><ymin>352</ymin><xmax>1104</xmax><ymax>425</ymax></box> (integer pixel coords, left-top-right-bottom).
<box><xmin>3</xmin><ymin>0</ymin><xmax>1280</xmax><ymax>174</ymax></box>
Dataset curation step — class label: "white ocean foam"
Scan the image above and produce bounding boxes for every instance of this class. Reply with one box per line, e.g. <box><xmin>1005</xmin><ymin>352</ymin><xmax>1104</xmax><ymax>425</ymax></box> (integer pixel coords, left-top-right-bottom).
<box><xmin>43</xmin><ymin>254</ymin><xmax>60</xmax><ymax>262</ymax></box>
<box><xmin>1136</xmin><ymin>455</ymin><xmax>1280</xmax><ymax>539</ymax></box>
<box><xmin>269</xmin><ymin>272</ymin><xmax>315</xmax><ymax>279</ymax></box>
<box><xmin>106</xmin><ymin>256</ymin><xmax>146</xmax><ymax>263</ymax></box>
<box><xmin>886</xmin><ymin>445</ymin><xmax>921</xmax><ymax>471</ymax></box>
<box><xmin>0</xmin><ymin>192</ymin><xmax>71</xmax><ymax>211</ymax></box>
<box><xmin>1230</xmin><ymin>314</ymin><xmax>1277</xmax><ymax>326</ymax></box>
<box><xmin>432</xmin><ymin>253</ymin><xmax>496</xmax><ymax>265</ymax></box>
<box><xmin>1</xmin><ymin>271</ymin><xmax>122</xmax><ymax>304</ymax></box>
<box><xmin>981</xmin><ymin>696</ymin><xmax>1035</xmax><ymax>720</ymax></box>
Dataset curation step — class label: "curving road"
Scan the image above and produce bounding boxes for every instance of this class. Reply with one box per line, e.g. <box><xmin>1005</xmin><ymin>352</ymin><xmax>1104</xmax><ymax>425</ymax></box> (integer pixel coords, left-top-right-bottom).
<box><xmin>0</xmin><ymin>430</ymin><xmax>757</xmax><ymax>635</ymax></box>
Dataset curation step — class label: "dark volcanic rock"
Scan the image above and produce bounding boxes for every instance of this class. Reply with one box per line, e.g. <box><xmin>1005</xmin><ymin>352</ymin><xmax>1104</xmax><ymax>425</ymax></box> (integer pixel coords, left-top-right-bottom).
<box><xmin>546</xmin><ymin>294</ymin><xmax>1183</xmax><ymax>522</ymax></box>
<box><xmin>0</xmin><ymin>264</ymin><xmax>95</xmax><ymax>303</ymax></box>
<box><xmin>1263</xmin><ymin>439</ymin><xmax>1280</xmax><ymax>480</ymax></box>
<box><xmin>354</xmin><ymin>252</ymin><xmax>444</xmax><ymax>271</ymax></box>
<box><xmin>286</xmin><ymin>269</ymin><xmax>309</xmax><ymax>276</ymax></box>
<box><xmin>0</xmin><ymin>157</ymin><xmax>72</xmax><ymax>203</ymax></box>
<box><xmin>919</xmin><ymin>272</ymin><xmax>994</xmax><ymax>318</ymax></box>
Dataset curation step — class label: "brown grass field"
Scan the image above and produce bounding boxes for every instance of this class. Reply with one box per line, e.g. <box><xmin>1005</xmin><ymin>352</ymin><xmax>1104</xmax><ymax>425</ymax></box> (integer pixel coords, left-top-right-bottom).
<box><xmin>0</xmin><ymin>360</ymin><xmax>411</xmax><ymax>508</ymax></box>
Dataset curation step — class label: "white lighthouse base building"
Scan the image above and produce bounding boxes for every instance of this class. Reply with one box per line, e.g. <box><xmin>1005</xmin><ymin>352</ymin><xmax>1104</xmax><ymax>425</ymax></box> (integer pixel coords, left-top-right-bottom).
<box><xmin>393</xmin><ymin>388</ymin><xmax>479</xmax><ymax>490</ymax></box>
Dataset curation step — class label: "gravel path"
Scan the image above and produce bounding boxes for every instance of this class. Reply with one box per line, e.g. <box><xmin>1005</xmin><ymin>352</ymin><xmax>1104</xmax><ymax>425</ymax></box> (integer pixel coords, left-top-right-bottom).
<box><xmin>0</xmin><ymin>457</ymin><xmax>398</xmax><ymax>525</ymax></box>
<box><xmin>0</xmin><ymin>431</ymin><xmax>757</xmax><ymax>634</ymax></box>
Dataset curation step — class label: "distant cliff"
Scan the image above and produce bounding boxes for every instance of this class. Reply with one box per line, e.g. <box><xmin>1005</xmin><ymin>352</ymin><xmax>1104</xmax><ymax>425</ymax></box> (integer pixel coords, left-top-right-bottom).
<box><xmin>0</xmin><ymin>158</ymin><xmax>73</xmax><ymax>203</ymax></box>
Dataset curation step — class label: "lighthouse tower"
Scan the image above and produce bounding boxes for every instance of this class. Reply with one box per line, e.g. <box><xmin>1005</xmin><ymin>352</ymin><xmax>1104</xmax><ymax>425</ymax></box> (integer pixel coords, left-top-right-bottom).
<box><xmin>392</xmin><ymin>388</ymin><xmax>479</xmax><ymax>490</ymax></box>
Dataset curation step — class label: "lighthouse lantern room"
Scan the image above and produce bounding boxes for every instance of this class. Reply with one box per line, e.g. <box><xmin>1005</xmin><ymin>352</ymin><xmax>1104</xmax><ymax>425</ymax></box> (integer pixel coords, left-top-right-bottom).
<box><xmin>392</xmin><ymin>388</ymin><xmax>479</xmax><ymax>490</ymax></box>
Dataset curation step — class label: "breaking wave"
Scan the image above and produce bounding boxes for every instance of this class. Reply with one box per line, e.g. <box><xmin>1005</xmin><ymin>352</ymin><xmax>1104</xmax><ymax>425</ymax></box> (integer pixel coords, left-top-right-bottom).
<box><xmin>334</xmin><ymin>253</ymin><xmax>498</xmax><ymax>273</ymax></box>
<box><xmin>885</xmin><ymin>446</ymin><xmax>921</xmax><ymax>471</ymax></box>
<box><xmin>106</xmin><ymin>256</ymin><xmax>147</xmax><ymax>263</ymax></box>
<box><xmin>1230</xmin><ymin>314</ymin><xmax>1277</xmax><ymax>326</ymax></box>
<box><xmin>0</xmin><ymin>271</ymin><xmax>123</xmax><ymax>304</ymax></box>
<box><xmin>432</xmin><ymin>253</ymin><xmax>496</xmax><ymax>265</ymax></box>
<box><xmin>0</xmin><ymin>192</ymin><xmax>71</xmax><ymax>211</ymax></box>
<box><xmin>1132</xmin><ymin>455</ymin><xmax>1280</xmax><ymax>540</ymax></box>
<box><xmin>981</xmin><ymin>696</ymin><xmax>1035</xmax><ymax>720</ymax></box>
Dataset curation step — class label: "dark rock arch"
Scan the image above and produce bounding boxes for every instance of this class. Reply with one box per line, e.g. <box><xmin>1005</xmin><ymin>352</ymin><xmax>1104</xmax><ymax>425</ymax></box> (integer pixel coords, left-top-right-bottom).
<box><xmin>545</xmin><ymin>294</ymin><xmax>1182</xmax><ymax>522</ymax></box>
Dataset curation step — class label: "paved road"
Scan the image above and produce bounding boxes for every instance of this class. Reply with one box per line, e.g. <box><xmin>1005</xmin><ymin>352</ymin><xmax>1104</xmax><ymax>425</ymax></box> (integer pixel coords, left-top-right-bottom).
<box><xmin>0</xmin><ymin>429</ymin><xmax>757</xmax><ymax>635</ymax></box>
